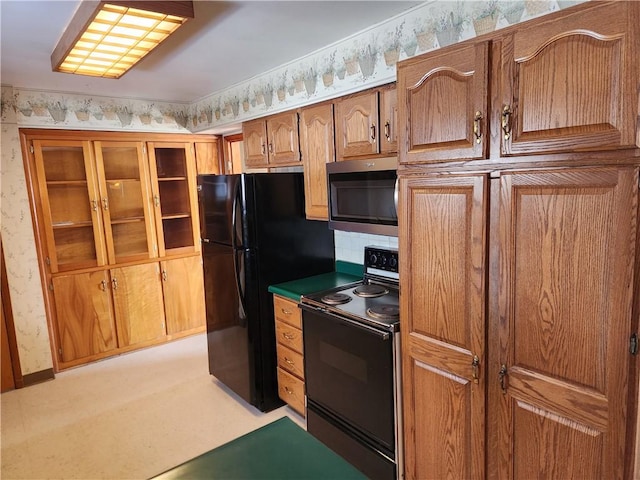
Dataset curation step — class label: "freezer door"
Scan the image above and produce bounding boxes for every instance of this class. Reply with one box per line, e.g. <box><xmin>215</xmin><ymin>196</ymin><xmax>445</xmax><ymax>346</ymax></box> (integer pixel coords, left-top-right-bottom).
<box><xmin>198</xmin><ymin>174</ymin><xmax>240</xmax><ymax>247</ymax></box>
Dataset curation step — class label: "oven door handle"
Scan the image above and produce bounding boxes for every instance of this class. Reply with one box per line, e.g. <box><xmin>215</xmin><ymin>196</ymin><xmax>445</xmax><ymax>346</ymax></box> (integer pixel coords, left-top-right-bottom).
<box><xmin>300</xmin><ymin>303</ymin><xmax>391</xmax><ymax>341</ymax></box>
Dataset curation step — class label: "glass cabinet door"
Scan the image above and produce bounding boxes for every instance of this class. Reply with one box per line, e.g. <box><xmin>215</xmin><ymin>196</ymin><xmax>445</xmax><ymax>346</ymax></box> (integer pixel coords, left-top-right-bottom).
<box><xmin>32</xmin><ymin>140</ymin><xmax>107</xmax><ymax>272</ymax></box>
<box><xmin>147</xmin><ymin>142</ymin><xmax>200</xmax><ymax>256</ymax></box>
<box><xmin>93</xmin><ymin>141</ymin><xmax>156</xmax><ymax>263</ymax></box>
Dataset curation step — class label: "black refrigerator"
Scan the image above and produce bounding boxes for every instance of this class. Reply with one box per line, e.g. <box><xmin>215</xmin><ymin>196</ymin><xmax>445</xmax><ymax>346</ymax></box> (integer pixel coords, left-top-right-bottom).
<box><xmin>198</xmin><ymin>172</ymin><xmax>335</xmax><ymax>412</ymax></box>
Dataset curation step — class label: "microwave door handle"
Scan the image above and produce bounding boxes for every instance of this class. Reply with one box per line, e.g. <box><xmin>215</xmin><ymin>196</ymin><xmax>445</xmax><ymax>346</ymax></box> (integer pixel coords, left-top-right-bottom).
<box><xmin>394</xmin><ymin>177</ymin><xmax>399</xmax><ymax>217</ymax></box>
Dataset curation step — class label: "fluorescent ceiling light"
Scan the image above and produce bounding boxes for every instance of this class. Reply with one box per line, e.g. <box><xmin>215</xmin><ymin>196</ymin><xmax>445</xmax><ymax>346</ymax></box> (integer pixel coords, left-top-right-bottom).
<box><xmin>51</xmin><ymin>1</ymin><xmax>194</xmax><ymax>79</ymax></box>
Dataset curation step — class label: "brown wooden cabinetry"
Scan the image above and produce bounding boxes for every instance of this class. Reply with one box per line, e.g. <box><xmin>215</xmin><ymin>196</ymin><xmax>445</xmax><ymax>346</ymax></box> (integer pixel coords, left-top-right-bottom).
<box><xmin>398</xmin><ymin>1</ymin><xmax>639</xmax><ymax>167</ymax></box>
<box><xmin>299</xmin><ymin>102</ymin><xmax>335</xmax><ymax>220</ymax></box>
<box><xmin>23</xmin><ymin>130</ymin><xmax>209</xmax><ymax>370</ymax></box>
<box><xmin>334</xmin><ymin>84</ymin><xmax>397</xmax><ymax>160</ymax></box>
<box><xmin>243</xmin><ymin>111</ymin><xmax>300</xmax><ymax>168</ymax></box>
<box><xmin>273</xmin><ymin>294</ymin><xmax>305</xmax><ymax>416</ymax></box>
<box><xmin>397</xmin><ymin>2</ymin><xmax>640</xmax><ymax>479</ymax></box>
<box><xmin>194</xmin><ymin>140</ymin><xmax>220</xmax><ymax>175</ymax></box>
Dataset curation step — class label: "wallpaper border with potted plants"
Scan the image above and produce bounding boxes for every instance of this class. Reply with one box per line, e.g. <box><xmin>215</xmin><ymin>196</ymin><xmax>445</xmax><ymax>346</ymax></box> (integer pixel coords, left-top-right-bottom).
<box><xmin>1</xmin><ymin>0</ymin><xmax>585</xmax><ymax>134</ymax></box>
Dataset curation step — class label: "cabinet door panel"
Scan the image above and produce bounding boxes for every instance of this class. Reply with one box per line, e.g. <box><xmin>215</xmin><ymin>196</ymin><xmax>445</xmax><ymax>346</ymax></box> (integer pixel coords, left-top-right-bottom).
<box><xmin>243</xmin><ymin>119</ymin><xmax>268</xmax><ymax>167</ymax></box>
<box><xmin>112</xmin><ymin>263</ymin><xmax>166</xmax><ymax>347</ymax></box>
<box><xmin>495</xmin><ymin>167</ymin><xmax>638</xmax><ymax>479</ymax></box>
<box><xmin>94</xmin><ymin>141</ymin><xmax>155</xmax><ymax>264</ymax></box>
<box><xmin>502</xmin><ymin>2</ymin><xmax>639</xmax><ymax>155</ymax></box>
<box><xmin>161</xmin><ymin>256</ymin><xmax>205</xmax><ymax>334</ymax></box>
<box><xmin>52</xmin><ymin>271</ymin><xmax>116</xmax><ymax>363</ymax></box>
<box><xmin>398</xmin><ymin>42</ymin><xmax>488</xmax><ymax>165</ymax></box>
<box><xmin>267</xmin><ymin>111</ymin><xmax>300</xmax><ymax>164</ymax></box>
<box><xmin>300</xmin><ymin>103</ymin><xmax>335</xmax><ymax>220</ymax></box>
<box><xmin>379</xmin><ymin>86</ymin><xmax>398</xmax><ymax>154</ymax></box>
<box><xmin>33</xmin><ymin>140</ymin><xmax>107</xmax><ymax>272</ymax></box>
<box><xmin>335</xmin><ymin>91</ymin><xmax>379</xmax><ymax>159</ymax></box>
<box><xmin>400</xmin><ymin>174</ymin><xmax>487</xmax><ymax>480</ymax></box>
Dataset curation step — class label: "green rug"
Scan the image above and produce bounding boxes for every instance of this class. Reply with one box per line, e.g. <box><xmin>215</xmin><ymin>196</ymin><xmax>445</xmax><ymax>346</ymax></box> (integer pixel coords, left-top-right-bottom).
<box><xmin>152</xmin><ymin>417</ymin><xmax>366</xmax><ymax>479</ymax></box>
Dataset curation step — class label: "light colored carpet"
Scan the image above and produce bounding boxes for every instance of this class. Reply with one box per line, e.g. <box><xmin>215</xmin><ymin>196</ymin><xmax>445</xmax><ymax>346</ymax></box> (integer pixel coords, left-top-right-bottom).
<box><xmin>1</xmin><ymin>333</ymin><xmax>303</xmax><ymax>479</ymax></box>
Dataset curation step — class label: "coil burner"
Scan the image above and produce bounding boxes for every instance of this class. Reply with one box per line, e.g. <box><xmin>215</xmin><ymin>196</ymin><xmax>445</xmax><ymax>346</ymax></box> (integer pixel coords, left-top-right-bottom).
<box><xmin>366</xmin><ymin>304</ymin><xmax>400</xmax><ymax>320</ymax></box>
<box><xmin>321</xmin><ymin>293</ymin><xmax>352</xmax><ymax>305</ymax></box>
<box><xmin>353</xmin><ymin>284</ymin><xmax>389</xmax><ymax>298</ymax></box>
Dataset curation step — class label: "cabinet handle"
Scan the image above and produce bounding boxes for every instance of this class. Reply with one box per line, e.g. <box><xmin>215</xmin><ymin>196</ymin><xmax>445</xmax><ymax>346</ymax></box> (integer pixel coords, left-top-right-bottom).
<box><xmin>91</xmin><ymin>199</ymin><xmax>98</xmax><ymax>212</ymax></box>
<box><xmin>473</xmin><ymin>111</ymin><xmax>483</xmax><ymax>144</ymax></box>
<box><xmin>498</xmin><ymin>364</ymin><xmax>507</xmax><ymax>393</ymax></box>
<box><xmin>282</xmin><ymin>332</ymin><xmax>295</xmax><ymax>340</ymax></box>
<box><xmin>281</xmin><ymin>308</ymin><xmax>292</xmax><ymax>315</ymax></box>
<box><xmin>370</xmin><ymin>124</ymin><xmax>376</xmax><ymax>141</ymax></box>
<box><xmin>102</xmin><ymin>198</ymin><xmax>109</xmax><ymax>210</ymax></box>
<box><xmin>154</xmin><ymin>195</ymin><xmax>160</xmax><ymax>207</ymax></box>
<box><xmin>111</xmin><ymin>277</ymin><xmax>118</xmax><ymax>290</ymax></box>
<box><xmin>501</xmin><ymin>105</ymin><xmax>512</xmax><ymax>141</ymax></box>
<box><xmin>261</xmin><ymin>143</ymin><xmax>266</xmax><ymax>155</ymax></box>
<box><xmin>471</xmin><ymin>355</ymin><xmax>480</xmax><ymax>384</ymax></box>
<box><xmin>284</xmin><ymin>386</ymin><xmax>294</xmax><ymax>395</ymax></box>
<box><xmin>284</xmin><ymin>357</ymin><xmax>295</xmax><ymax>366</ymax></box>
<box><xmin>384</xmin><ymin>121</ymin><xmax>391</xmax><ymax>141</ymax></box>
<box><xmin>100</xmin><ymin>280</ymin><xmax>107</xmax><ymax>291</ymax></box>
<box><xmin>162</xmin><ymin>270</ymin><xmax>168</xmax><ymax>281</ymax></box>
<box><xmin>268</xmin><ymin>143</ymin><xmax>273</xmax><ymax>154</ymax></box>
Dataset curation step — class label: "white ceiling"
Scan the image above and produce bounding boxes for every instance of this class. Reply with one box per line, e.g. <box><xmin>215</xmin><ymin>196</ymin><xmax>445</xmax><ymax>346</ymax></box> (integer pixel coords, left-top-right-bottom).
<box><xmin>0</xmin><ymin>1</ymin><xmax>421</xmax><ymax>104</ymax></box>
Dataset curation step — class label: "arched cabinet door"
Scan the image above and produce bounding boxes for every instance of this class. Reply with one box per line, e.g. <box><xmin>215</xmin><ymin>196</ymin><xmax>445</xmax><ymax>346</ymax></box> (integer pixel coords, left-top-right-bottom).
<box><xmin>398</xmin><ymin>41</ymin><xmax>489</xmax><ymax>166</ymax></box>
<box><xmin>500</xmin><ymin>1</ymin><xmax>639</xmax><ymax>156</ymax></box>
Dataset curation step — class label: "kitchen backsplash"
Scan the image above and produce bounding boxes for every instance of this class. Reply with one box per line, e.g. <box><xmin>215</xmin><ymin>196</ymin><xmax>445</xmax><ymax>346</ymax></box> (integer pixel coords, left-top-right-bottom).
<box><xmin>334</xmin><ymin>230</ymin><xmax>399</xmax><ymax>265</ymax></box>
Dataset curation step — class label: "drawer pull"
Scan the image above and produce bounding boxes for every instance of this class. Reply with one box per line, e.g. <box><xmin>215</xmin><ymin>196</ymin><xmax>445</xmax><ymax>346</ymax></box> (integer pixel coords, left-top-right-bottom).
<box><xmin>284</xmin><ymin>386</ymin><xmax>294</xmax><ymax>395</ymax></box>
<box><xmin>281</xmin><ymin>308</ymin><xmax>293</xmax><ymax>315</ymax></box>
<box><xmin>284</xmin><ymin>357</ymin><xmax>295</xmax><ymax>365</ymax></box>
<box><xmin>282</xmin><ymin>332</ymin><xmax>295</xmax><ymax>340</ymax></box>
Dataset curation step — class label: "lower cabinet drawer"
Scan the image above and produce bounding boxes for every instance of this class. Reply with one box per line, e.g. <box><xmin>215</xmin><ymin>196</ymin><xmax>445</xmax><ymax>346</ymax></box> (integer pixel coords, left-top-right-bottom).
<box><xmin>277</xmin><ymin>367</ymin><xmax>305</xmax><ymax>416</ymax></box>
<box><xmin>275</xmin><ymin>319</ymin><xmax>303</xmax><ymax>353</ymax></box>
<box><xmin>277</xmin><ymin>343</ymin><xmax>305</xmax><ymax>379</ymax></box>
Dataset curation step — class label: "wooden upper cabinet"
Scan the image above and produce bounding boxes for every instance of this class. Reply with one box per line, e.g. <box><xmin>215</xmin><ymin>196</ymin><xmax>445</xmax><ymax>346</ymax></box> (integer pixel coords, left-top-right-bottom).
<box><xmin>300</xmin><ymin>103</ymin><xmax>335</xmax><ymax>220</ymax></box>
<box><xmin>243</xmin><ymin>118</ymin><xmax>269</xmax><ymax>167</ymax></box>
<box><xmin>194</xmin><ymin>140</ymin><xmax>220</xmax><ymax>175</ymax></box>
<box><xmin>266</xmin><ymin>111</ymin><xmax>300</xmax><ymax>165</ymax></box>
<box><xmin>493</xmin><ymin>167</ymin><xmax>638</xmax><ymax>479</ymax></box>
<box><xmin>243</xmin><ymin>111</ymin><xmax>300</xmax><ymax>168</ymax></box>
<box><xmin>398</xmin><ymin>42</ymin><xmax>489</xmax><ymax>165</ymax></box>
<box><xmin>147</xmin><ymin>142</ymin><xmax>201</xmax><ymax>257</ymax></box>
<box><xmin>94</xmin><ymin>141</ymin><xmax>156</xmax><ymax>265</ymax></box>
<box><xmin>379</xmin><ymin>86</ymin><xmax>398</xmax><ymax>154</ymax></box>
<box><xmin>335</xmin><ymin>89</ymin><xmax>380</xmax><ymax>160</ymax></box>
<box><xmin>400</xmin><ymin>174</ymin><xmax>487</xmax><ymax>480</ymax></box>
<box><xmin>32</xmin><ymin>140</ymin><xmax>108</xmax><ymax>273</ymax></box>
<box><xmin>500</xmin><ymin>1</ymin><xmax>639</xmax><ymax>156</ymax></box>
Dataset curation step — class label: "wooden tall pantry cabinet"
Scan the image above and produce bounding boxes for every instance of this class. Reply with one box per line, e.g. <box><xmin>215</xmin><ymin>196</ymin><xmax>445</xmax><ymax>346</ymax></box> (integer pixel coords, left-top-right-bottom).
<box><xmin>396</xmin><ymin>2</ymin><xmax>640</xmax><ymax>479</ymax></box>
<box><xmin>21</xmin><ymin>130</ymin><xmax>211</xmax><ymax>370</ymax></box>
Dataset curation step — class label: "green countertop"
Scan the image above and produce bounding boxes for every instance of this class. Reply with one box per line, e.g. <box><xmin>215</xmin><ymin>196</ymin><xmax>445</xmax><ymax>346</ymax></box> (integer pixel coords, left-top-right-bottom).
<box><xmin>152</xmin><ymin>417</ymin><xmax>366</xmax><ymax>480</ymax></box>
<box><xmin>268</xmin><ymin>261</ymin><xmax>363</xmax><ymax>301</ymax></box>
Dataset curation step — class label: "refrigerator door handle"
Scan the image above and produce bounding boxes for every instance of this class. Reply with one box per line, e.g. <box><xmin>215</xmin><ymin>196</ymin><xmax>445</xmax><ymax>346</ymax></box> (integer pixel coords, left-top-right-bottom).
<box><xmin>233</xmin><ymin>248</ymin><xmax>248</xmax><ymax>325</ymax></box>
<box><xmin>231</xmin><ymin>178</ymin><xmax>242</xmax><ymax>250</ymax></box>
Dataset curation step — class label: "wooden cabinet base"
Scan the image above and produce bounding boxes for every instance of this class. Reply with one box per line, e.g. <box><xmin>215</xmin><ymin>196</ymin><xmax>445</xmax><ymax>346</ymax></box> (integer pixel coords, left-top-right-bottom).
<box><xmin>277</xmin><ymin>367</ymin><xmax>305</xmax><ymax>416</ymax></box>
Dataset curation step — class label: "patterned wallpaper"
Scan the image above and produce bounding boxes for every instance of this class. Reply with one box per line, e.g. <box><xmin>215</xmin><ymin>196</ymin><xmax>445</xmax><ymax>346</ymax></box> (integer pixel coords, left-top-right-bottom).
<box><xmin>0</xmin><ymin>0</ymin><xmax>584</xmax><ymax>375</ymax></box>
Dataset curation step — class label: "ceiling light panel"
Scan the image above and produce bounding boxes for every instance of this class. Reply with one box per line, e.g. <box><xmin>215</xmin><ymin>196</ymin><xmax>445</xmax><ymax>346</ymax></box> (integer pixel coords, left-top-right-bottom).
<box><xmin>52</xmin><ymin>1</ymin><xmax>194</xmax><ymax>79</ymax></box>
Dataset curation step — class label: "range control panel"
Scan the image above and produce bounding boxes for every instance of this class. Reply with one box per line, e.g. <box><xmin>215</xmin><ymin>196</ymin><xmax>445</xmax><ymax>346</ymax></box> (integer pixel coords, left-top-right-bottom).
<box><xmin>364</xmin><ymin>246</ymin><xmax>399</xmax><ymax>274</ymax></box>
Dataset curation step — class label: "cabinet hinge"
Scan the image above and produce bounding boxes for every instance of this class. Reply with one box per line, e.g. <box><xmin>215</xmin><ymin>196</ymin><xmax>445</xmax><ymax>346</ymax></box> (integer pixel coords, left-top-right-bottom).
<box><xmin>45</xmin><ymin>256</ymin><xmax>51</xmax><ymax>266</ymax></box>
<box><xmin>49</xmin><ymin>281</ymin><xmax>54</xmax><ymax>291</ymax></box>
<box><xmin>197</xmin><ymin>185</ymin><xmax>202</xmax><ymax>192</ymax></box>
<box><xmin>630</xmin><ymin>333</ymin><xmax>638</xmax><ymax>355</ymax></box>
<box><xmin>58</xmin><ymin>347</ymin><xmax>62</xmax><ymax>356</ymax></box>
<box><xmin>30</xmin><ymin>144</ymin><xmax>35</xmax><ymax>154</ymax></box>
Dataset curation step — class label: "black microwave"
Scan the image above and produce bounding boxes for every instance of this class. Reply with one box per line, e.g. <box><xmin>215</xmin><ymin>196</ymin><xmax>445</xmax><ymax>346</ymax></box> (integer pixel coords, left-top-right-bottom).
<box><xmin>327</xmin><ymin>157</ymin><xmax>398</xmax><ymax>237</ymax></box>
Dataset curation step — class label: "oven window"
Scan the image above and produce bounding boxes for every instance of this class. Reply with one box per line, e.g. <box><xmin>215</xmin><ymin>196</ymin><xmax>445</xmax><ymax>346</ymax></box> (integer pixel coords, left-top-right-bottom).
<box><xmin>303</xmin><ymin>308</ymin><xmax>395</xmax><ymax>452</ymax></box>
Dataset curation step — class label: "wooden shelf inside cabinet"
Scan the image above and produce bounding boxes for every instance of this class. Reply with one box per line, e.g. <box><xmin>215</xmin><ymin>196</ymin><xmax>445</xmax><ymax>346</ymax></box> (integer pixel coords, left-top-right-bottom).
<box><xmin>147</xmin><ymin>142</ymin><xmax>200</xmax><ymax>256</ymax></box>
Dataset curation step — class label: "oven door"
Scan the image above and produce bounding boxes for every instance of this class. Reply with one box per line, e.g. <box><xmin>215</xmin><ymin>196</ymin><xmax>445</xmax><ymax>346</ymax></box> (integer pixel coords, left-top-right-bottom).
<box><xmin>301</xmin><ymin>304</ymin><xmax>395</xmax><ymax>454</ymax></box>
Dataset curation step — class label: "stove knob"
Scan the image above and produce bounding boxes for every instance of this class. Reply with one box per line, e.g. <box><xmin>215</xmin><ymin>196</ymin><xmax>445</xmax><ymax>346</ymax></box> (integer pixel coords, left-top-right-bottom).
<box><xmin>389</xmin><ymin>256</ymin><xmax>398</xmax><ymax>269</ymax></box>
<box><xmin>368</xmin><ymin>253</ymin><xmax>378</xmax><ymax>266</ymax></box>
